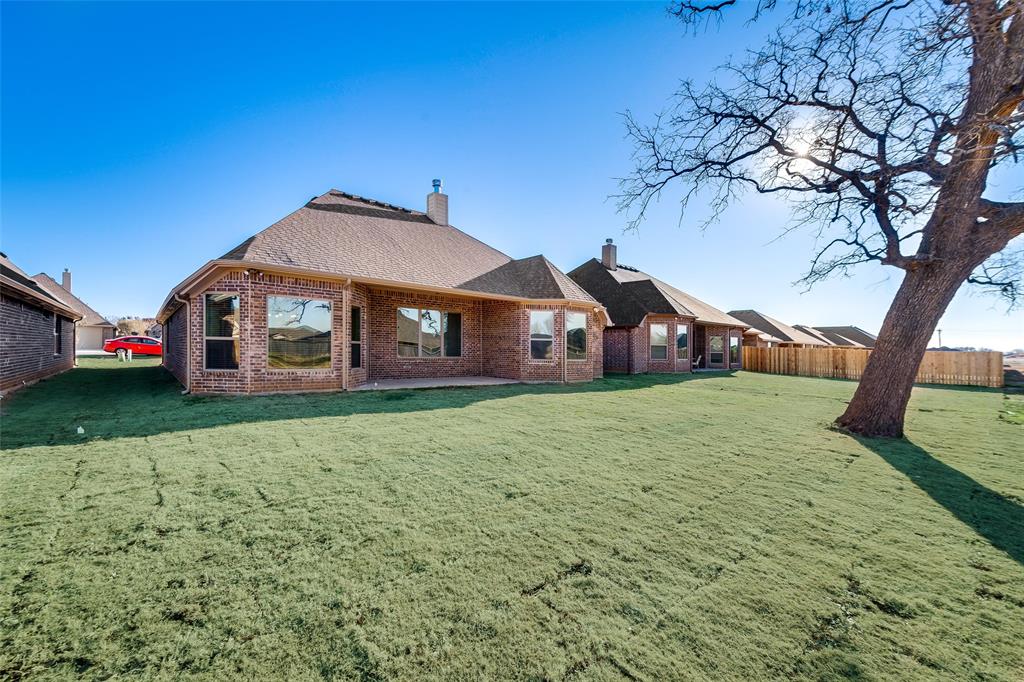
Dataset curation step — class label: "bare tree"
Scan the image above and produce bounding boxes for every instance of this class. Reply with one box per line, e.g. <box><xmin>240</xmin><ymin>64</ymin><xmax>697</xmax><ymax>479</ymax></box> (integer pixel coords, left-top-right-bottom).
<box><xmin>619</xmin><ymin>0</ymin><xmax>1024</xmax><ymax>437</ymax></box>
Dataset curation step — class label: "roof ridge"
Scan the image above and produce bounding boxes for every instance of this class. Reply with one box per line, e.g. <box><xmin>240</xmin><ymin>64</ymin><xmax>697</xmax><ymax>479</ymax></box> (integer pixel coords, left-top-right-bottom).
<box><xmin>32</xmin><ymin>272</ymin><xmax>113</xmax><ymax>326</ymax></box>
<box><xmin>327</xmin><ymin>189</ymin><xmax>420</xmax><ymax>215</ymax></box>
<box><xmin>326</xmin><ymin>188</ymin><xmax>515</xmax><ymax>263</ymax></box>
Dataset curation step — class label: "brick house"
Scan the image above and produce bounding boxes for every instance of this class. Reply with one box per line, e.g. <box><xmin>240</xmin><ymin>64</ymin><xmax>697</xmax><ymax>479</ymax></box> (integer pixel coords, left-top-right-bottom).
<box><xmin>33</xmin><ymin>269</ymin><xmax>117</xmax><ymax>352</ymax></box>
<box><xmin>1</xmin><ymin>253</ymin><xmax>82</xmax><ymax>395</ymax></box>
<box><xmin>567</xmin><ymin>241</ymin><xmax>747</xmax><ymax>373</ymax></box>
<box><xmin>155</xmin><ymin>184</ymin><xmax>608</xmax><ymax>394</ymax></box>
<box><xmin>727</xmin><ymin>310</ymin><xmax>829</xmax><ymax>348</ymax></box>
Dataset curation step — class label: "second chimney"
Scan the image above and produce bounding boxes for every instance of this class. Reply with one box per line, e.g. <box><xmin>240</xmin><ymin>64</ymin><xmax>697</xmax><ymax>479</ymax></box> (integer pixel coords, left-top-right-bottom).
<box><xmin>601</xmin><ymin>239</ymin><xmax>617</xmax><ymax>270</ymax></box>
<box><xmin>426</xmin><ymin>179</ymin><xmax>448</xmax><ymax>225</ymax></box>
<box><xmin>62</xmin><ymin>268</ymin><xmax>72</xmax><ymax>292</ymax></box>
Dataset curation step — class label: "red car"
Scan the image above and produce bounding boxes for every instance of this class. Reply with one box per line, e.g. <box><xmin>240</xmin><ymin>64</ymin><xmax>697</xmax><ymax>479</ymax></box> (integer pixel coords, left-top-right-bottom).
<box><xmin>103</xmin><ymin>335</ymin><xmax>162</xmax><ymax>357</ymax></box>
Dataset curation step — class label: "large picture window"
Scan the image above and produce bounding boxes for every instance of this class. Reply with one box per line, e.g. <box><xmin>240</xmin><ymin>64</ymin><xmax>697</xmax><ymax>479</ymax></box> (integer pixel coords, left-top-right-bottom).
<box><xmin>350</xmin><ymin>306</ymin><xmax>362</xmax><ymax>369</ymax></box>
<box><xmin>676</xmin><ymin>324</ymin><xmax>689</xmax><ymax>361</ymax></box>
<box><xmin>566</xmin><ymin>312</ymin><xmax>587</xmax><ymax>360</ymax></box>
<box><xmin>530</xmin><ymin>310</ymin><xmax>554</xmax><ymax>360</ymax></box>
<box><xmin>267</xmin><ymin>296</ymin><xmax>332</xmax><ymax>369</ymax></box>
<box><xmin>397</xmin><ymin>308</ymin><xmax>461</xmax><ymax>358</ymax></box>
<box><xmin>650</xmin><ymin>323</ymin><xmax>668</xmax><ymax>360</ymax></box>
<box><xmin>730</xmin><ymin>334</ymin><xmax>740</xmax><ymax>365</ymax></box>
<box><xmin>205</xmin><ymin>294</ymin><xmax>240</xmax><ymax>370</ymax></box>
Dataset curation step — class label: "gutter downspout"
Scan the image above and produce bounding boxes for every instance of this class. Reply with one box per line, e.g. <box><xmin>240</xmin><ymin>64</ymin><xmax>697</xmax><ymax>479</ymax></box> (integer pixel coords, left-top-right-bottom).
<box><xmin>173</xmin><ymin>293</ymin><xmax>191</xmax><ymax>394</ymax></box>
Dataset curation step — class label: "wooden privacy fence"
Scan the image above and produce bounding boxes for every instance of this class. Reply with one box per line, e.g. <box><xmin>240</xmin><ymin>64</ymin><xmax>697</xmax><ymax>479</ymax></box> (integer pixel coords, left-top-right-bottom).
<box><xmin>742</xmin><ymin>346</ymin><xmax>1004</xmax><ymax>388</ymax></box>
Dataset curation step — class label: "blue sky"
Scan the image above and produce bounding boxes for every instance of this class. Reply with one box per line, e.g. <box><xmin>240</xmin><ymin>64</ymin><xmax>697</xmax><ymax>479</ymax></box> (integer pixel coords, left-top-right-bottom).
<box><xmin>3</xmin><ymin>1</ymin><xmax>1021</xmax><ymax>350</ymax></box>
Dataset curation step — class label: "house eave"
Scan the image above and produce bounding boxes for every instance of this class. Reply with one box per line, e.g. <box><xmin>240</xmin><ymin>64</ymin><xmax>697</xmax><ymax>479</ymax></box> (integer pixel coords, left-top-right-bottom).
<box><xmin>156</xmin><ymin>260</ymin><xmax>611</xmax><ymax>325</ymax></box>
<box><xmin>1</xmin><ymin>275</ymin><xmax>83</xmax><ymax>320</ymax></box>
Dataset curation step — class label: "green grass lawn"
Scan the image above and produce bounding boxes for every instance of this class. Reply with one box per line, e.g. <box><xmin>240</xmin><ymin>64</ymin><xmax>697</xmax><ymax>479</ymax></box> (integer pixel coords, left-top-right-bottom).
<box><xmin>2</xmin><ymin>358</ymin><xmax>1021</xmax><ymax>680</ymax></box>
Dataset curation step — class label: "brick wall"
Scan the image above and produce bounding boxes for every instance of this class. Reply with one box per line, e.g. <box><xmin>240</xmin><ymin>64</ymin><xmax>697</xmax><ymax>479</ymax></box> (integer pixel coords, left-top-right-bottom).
<box><xmin>645</xmin><ymin>315</ymin><xmax>695</xmax><ymax>374</ymax></box>
<box><xmin>630</xmin><ymin>320</ymin><xmax>650</xmax><ymax>374</ymax></box>
<box><xmin>178</xmin><ymin>270</ymin><xmax>602</xmax><ymax>394</ymax></box>
<box><xmin>348</xmin><ymin>284</ymin><xmax>369</xmax><ymax>388</ymax></box>
<box><xmin>694</xmin><ymin>324</ymin><xmax>744</xmax><ymax>369</ymax></box>
<box><xmin>602</xmin><ymin>316</ymin><xmax>694</xmax><ymax>375</ymax></box>
<box><xmin>0</xmin><ymin>293</ymin><xmax>75</xmax><ymax>394</ymax></box>
<box><xmin>368</xmin><ymin>288</ymin><xmax>483</xmax><ymax>381</ymax></box>
<box><xmin>744</xmin><ymin>334</ymin><xmax>768</xmax><ymax>349</ymax></box>
<box><xmin>185</xmin><ymin>271</ymin><xmax>347</xmax><ymax>394</ymax></box>
<box><xmin>481</xmin><ymin>299</ymin><xmax>521</xmax><ymax>379</ymax></box>
<box><xmin>163</xmin><ymin>304</ymin><xmax>189</xmax><ymax>387</ymax></box>
<box><xmin>519</xmin><ymin>304</ymin><xmax>564</xmax><ymax>383</ymax></box>
<box><xmin>604</xmin><ymin>327</ymin><xmax>631</xmax><ymax>373</ymax></box>
<box><xmin>590</xmin><ymin>310</ymin><xmax>604</xmax><ymax>381</ymax></box>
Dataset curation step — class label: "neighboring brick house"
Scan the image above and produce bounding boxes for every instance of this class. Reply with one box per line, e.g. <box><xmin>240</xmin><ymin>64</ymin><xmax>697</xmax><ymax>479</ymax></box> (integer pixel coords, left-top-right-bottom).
<box><xmin>727</xmin><ymin>310</ymin><xmax>829</xmax><ymax>348</ymax></box>
<box><xmin>567</xmin><ymin>240</ymin><xmax>747</xmax><ymax>373</ymax></box>
<box><xmin>1</xmin><ymin>253</ymin><xmax>82</xmax><ymax>395</ymax></box>
<box><xmin>33</xmin><ymin>269</ymin><xmax>117</xmax><ymax>352</ymax></box>
<box><xmin>155</xmin><ymin>183</ymin><xmax>607</xmax><ymax>394</ymax></box>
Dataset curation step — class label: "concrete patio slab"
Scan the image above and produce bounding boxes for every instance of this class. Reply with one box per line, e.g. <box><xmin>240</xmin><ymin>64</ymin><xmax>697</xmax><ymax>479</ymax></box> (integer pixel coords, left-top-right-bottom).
<box><xmin>352</xmin><ymin>376</ymin><xmax>521</xmax><ymax>391</ymax></box>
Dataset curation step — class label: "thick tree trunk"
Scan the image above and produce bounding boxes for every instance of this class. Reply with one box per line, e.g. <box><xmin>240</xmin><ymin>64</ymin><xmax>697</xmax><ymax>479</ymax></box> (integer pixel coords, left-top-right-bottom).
<box><xmin>835</xmin><ymin>261</ymin><xmax>974</xmax><ymax>438</ymax></box>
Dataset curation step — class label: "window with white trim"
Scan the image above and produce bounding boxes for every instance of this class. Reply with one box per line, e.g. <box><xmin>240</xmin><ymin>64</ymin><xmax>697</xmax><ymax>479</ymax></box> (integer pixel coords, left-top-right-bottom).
<box><xmin>267</xmin><ymin>296</ymin><xmax>332</xmax><ymax>369</ymax></box>
<box><xmin>676</xmin><ymin>323</ymin><xmax>689</xmax><ymax>361</ymax></box>
<box><xmin>205</xmin><ymin>293</ymin><xmax>239</xmax><ymax>370</ymax></box>
<box><xmin>529</xmin><ymin>311</ymin><xmax>554</xmax><ymax>360</ymax></box>
<box><xmin>650</xmin><ymin>323</ymin><xmax>668</xmax><ymax>360</ymax></box>
<box><xmin>566</xmin><ymin>312</ymin><xmax>587</xmax><ymax>360</ymax></box>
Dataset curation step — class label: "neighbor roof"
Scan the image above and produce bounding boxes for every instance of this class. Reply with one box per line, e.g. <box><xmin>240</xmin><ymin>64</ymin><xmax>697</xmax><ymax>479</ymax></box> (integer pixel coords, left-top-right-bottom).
<box><xmin>32</xmin><ymin>273</ymin><xmax>114</xmax><ymax>327</ymax></box>
<box><xmin>743</xmin><ymin>328</ymin><xmax>786</xmax><ymax>344</ymax></box>
<box><xmin>568</xmin><ymin>258</ymin><xmax>745</xmax><ymax>327</ymax></box>
<box><xmin>727</xmin><ymin>310</ymin><xmax>827</xmax><ymax>346</ymax></box>
<box><xmin>215</xmin><ymin>190</ymin><xmax>595</xmax><ymax>304</ymax></box>
<box><xmin>814</xmin><ymin>325</ymin><xmax>877</xmax><ymax>348</ymax></box>
<box><xmin>0</xmin><ymin>253</ymin><xmax>81</xmax><ymax>319</ymax></box>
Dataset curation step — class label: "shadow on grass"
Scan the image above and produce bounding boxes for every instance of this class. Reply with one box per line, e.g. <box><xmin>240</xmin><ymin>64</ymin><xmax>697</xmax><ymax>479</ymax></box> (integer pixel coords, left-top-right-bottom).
<box><xmin>855</xmin><ymin>435</ymin><xmax>1024</xmax><ymax>567</ymax></box>
<box><xmin>0</xmin><ymin>359</ymin><xmax>737</xmax><ymax>450</ymax></box>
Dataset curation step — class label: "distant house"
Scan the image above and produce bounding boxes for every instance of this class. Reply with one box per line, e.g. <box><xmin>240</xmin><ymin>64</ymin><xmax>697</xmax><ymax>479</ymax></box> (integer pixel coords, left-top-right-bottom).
<box><xmin>728</xmin><ymin>310</ymin><xmax>828</xmax><ymax>348</ymax></box>
<box><xmin>742</xmin><ymin>327</ymin><xmax>785</xmax><ymax>347</ymax></box>
<box><xmin>33</xmin><ymin>269</ymin><xmax>116</xmax><ymax>352</ymax></box>
<box><xmin>144</xmin><ymin>321</ymin><xmax>161</xmax><ymax>339</ymax></box>
<box><xmin>809</xmin><ymin>325</ymin><xmax>877</xmax><ymax>348</ymax></box>
<box><xmin>1</xmin><ymin>253</ymin><xmax>81</xmax><ymax>395</ymax></box>
<box><xmin>155</xmin><ymin>184</ymin><xmax>607</xmax><ymax>394</ymax></box>
<box><xmin>568</xmin><ymin>240</ymin><xmax>747</xmax><ymax>373</ymax></box>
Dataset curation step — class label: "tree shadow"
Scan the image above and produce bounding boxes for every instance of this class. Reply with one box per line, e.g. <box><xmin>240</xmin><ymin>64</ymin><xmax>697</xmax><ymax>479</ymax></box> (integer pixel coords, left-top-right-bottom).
<box><xmin>853</xmin><ymin>434</ymin><xmax>1024</xmax><ymax>567</ymax></box>
<box><xmin>0</xmin><ymin>361</ymin><xmax>738</xmax><ymax>450</ymax></box>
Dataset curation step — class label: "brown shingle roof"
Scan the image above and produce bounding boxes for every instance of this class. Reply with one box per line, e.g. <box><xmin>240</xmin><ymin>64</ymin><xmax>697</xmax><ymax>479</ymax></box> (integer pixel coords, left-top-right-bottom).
<box><xmin>567</xmin><ymin>258</ymin><xmax>744</xmax><ymax>327</ymax></box>
<box><xmin>791</xmin><ymin>325</ymin><xmax>842</xmax><ymax>346</ymax></box>
<box><xmin>32</xmin><ymin>273</ymin><xmax>114</xmax><ymax>327</ymax></box>
<box><xmin>813</xmin><ymin>325</ymin><xmax>877</xmax><ymax>348</ymax></box>
<box><xmin>218</xmin><ymin>190</ymin><xmax>595</xmax><ymax>303</ymax></box>
<box><xmin>456</xmin><ymin>255</ymin><xmax>595</xmax><ymax>301</ymax></box>
<box><xmin>728</xmin><ymin>310</ymin><xmax>827</xmax><ymax>346</ymax></box>
<box><xmin>0</xmin><ymin>254</ymin><xmax>81</xmax><ymax>319</ymax></box>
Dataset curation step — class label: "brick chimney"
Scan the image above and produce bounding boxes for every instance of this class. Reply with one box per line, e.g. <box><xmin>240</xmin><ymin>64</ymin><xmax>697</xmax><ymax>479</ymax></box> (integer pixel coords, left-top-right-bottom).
<box><xmin>61</xmin><ymin>268</ymin><xmax>72</xmax><ymax>292</ymax></box>
<box><xmin>601</xmin><ymin>238</ymin><xmax>617</xmax><ymax>270</ymax></box>
<box><xmin>426</xmin><ymin>178</ymin><xmax>448</xmax><ymax>225</ymax></box>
